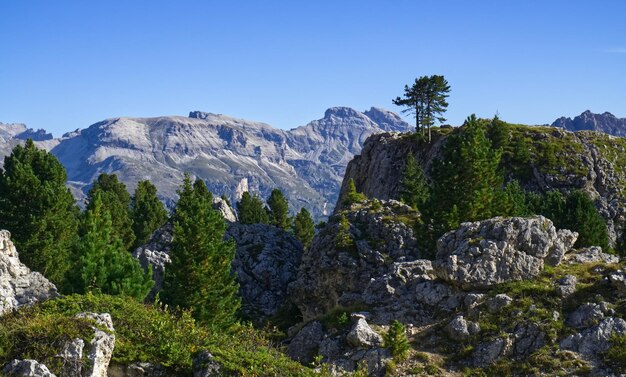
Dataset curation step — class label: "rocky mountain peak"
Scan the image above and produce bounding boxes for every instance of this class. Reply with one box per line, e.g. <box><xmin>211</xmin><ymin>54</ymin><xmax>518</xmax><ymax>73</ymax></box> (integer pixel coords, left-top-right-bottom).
<box><xmin>323</xmin><ymin>107</ymin><xmax>363</xmax><ymax>119</ymax></box>
<box><xmin>188</xmin><ymin>111</ymin><xmax>219</xmax><ymax>120</ymax></box>
<box><xmin>552</xmin><ymin>110</ymin><xmax>626</xmax><ymax>136</ymax></box>
<box><xmin>364</xmin><ymin>107</ymin><xmax>410</xmax><ymax>132</ymax></box>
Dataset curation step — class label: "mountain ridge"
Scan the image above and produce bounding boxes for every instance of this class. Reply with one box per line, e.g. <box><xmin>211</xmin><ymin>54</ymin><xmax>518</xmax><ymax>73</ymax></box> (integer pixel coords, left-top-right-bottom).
<box><xmin>0</xmin><ymin>107</ymin><xmax>411</xmax><ymax>218</ymax></box>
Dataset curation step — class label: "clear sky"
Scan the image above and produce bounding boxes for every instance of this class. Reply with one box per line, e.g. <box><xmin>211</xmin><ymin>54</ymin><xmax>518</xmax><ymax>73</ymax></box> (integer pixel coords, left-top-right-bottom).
<box><xmin>1</xmin><ymin>0</ymin><xmax>625</xmax><ymax>136</ymax></box>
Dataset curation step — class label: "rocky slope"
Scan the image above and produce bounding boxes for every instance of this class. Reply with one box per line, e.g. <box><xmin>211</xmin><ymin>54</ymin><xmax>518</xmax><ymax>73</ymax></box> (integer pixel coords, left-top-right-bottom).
<box><xmin>339</xmin><ymin>125</ymin><xmax>626</xmax><ymax>245</ymax></box>
<box><xmin>0</xmin><ymin>108</ymin><xmax>410</xmax><ymax>219</ymax></box>
<box><xmin>553</xmin><ymin>110</ymin><xmax>626</xmax><ymax>136</ymax></box>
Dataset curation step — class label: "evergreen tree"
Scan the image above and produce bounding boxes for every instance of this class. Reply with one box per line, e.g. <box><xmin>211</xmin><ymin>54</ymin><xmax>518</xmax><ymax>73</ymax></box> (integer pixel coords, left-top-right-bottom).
<box><xmin>237</xmin><ymin>191</ymin><xmax>269</xmax><ymax>224</ymax></box>
<box><xmin>383</xmin><ymin>320</ymin><xmax>410</xmax><ymax>362</ymax></box>
<box><xmin>495</xmin><ymin>180</ymin><xmax>532</xmax><ymax>217</ymax></box>
<box><xmin>131</xmin><ymin>180</ymin><xmax>168</xmax><ymax>249</ymax></box>
<box><xmin>487</xmin><ymin>115</ymin><xmax>510</xmax><ymax>150</ymax></box>
<box><xmin>536</xmin><ymin>190</ymin><xmax>567</xmax><ymax>225</ymax></box>
<box><xmin>335</xmin><ymin>213</ymin><xmax>354</xmax><ymax>252</ymax></box>
<box><xmin>86</xmin><ymin>173</ymin><xmax>135</xmax><ymax>250</ymax></box>
<box><xmin>293</xmin><ymin>207</ymin><xmax>315</xmax><ymax>249</ymax></box>
<box><xmin>70</xmin><ymin>193</ymin><xmax>153</xmax><ymax>300</ymax></box>
<box><xmin>342</xmin><ymin>178</ymin><xmax>367</xmax><ymax>206</ymax></box>
<box><xmin>429</xmin><ymin>115</ymin><xmax>503</xmax><ymax>229</ymax></box>
<box><xmin>161</xmin><ymin>175</ymin><xmax>240</xmax><ymax>328</ymax></box>
<box><xmin>399</xmin><ymin>154</ymin><xmax>430</xmax><ymax>210</ymax></box>
<box><xmin>267</xmin><ymin>188</ymin><xmax>291</xmax><ymax>230</ymax></box>
<box><xmin>563</xmin><ymin>190</ymin><xmax>609</xmax><ymax>250</ymax></box>
<box><xmin>0</xmin><ymin>139</ymin><xmax>79</xmax><ymax>284</ymax></box>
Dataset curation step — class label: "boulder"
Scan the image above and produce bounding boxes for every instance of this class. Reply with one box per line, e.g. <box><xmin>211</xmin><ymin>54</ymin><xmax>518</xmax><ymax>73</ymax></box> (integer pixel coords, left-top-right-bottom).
<box><xmin>564</xmin><ymin>246</ymin><xmax>619</xmax><ymax>265</ymax></box>
<box><xmin>0</xmin><ymin>230</ymin><xmax>58</xmax><ymax>316</ymax></box>
<box><xmin>567</xmin><ymin>302</ymin><xmax>611</xmax><ymax>329</ymax></box>
<box><xmin>75</xmin><ymin>312</ymin><xmax>116</xmax><ymax>377</ymax></box>
<box><xmin>555</xmin><ymin>275</ymin><xmax>578</xmax><ymax>298</ymax></box>
<box><xmin>346</xmin><ymin>316</ymin><xmax>383</xmax><ymax>348</ymax></box>
<box><xmin>472</xmin><ymin>337</ymin><xmax>513</xmax><ymax>367</ymax></box>
<box><xmin>286</xmin><ymin>321</ymin><xmax>325</xmax><ymax>364</ymax></box>
<box><xmin>445</xmin><ymin>315</ymin><xmax>479</xmax><ymax>341</ymax></box>
<box><xmin>512</xmin><ymin>323</ymin><xmax>546</xmax><ymax>357</ymax></box>
<box><xmin>3</xmin><ymin>360</ymin><xmax>56</xmax><ymax>377</ymax></box>
<box><xmin>609</xmin><ymin>271</ymin><xmax>626</xmax><ymax>295</ymax></box>
<box><xmin>434</xmin><ymin>216</ymin><xmax>578</xmax><ymax>290</ymax></box>
<box><xmin>560</xmin><ymin>317</ymin><xmax>626</xmax><ymax>355</ymax></box>
<box><xmin>486</xmin><ymin>294</ymin><xmax>513</xmax><ymax>313</ymax></box>
<box><xmin>132</xmin><ymin>223</ymin><xmax>173</xmax><ymax>301</ymax></box>
<box><xmin>192</xmin><ymin>350</ymin><xmax>223</xmax><ymax>377</ymax></box>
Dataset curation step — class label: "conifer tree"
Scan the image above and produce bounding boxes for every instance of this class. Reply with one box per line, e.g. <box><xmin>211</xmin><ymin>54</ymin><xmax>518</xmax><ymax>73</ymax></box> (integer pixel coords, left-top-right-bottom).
<box><xmin>383</xmin><ymin>320</ymin><xmax>410</xmax><ymax>361</ymax></box>
<box><xmin>161</xmin><ymin>175</ymin><xmax>240</xmax><ymax>328</ymax></box>
<box><xmin>563</xmin><ymin>190</ymin><xmax>609</xmax><ymax>250</ymax></box>
<box><xmin>0</xmin><ymin>139</ymin><xmax>79</xmax><ymax>285</ymax></box>
<box><xmin>267</xmin><ymin>188</ymin><xmax>291</xmax><ymax>230</ymax></box>
<box><xmin>429</xmin><ymin>115</ymin><xmax>502</xmax><ymax>228</ymax></box>
<box><xmin>86</xmin><ymin>173</ymin><xmax>135</xmax><ymax>250</ymax></box>
<box><xmin>343</xmin><ymin>178</ymin><xmax>367</xmax><ymax>206</ymax></box>
<box><xmin>293</xmin><ymin>207</ymin><xmax>315</xmax><ymax>249</ymax></box>
<box><xmin>131</xmin><ymin>180</ymin><xmax>168</xmax><ymax>249</ymax></box>
<box><xmin>237</xmin><ymin>191</ymin><xmax>269</xmax><ymax>224</ymax></box>
<box><xmin>335</xmin><ymin>213</ymin><xmax>354</xmax><ymax>251</ymax></box>
<box><xmin>70</xmin><ymin>193</ymin><xmax>153</xmax><ymax>300</ymax></box>
<box><xmin>399</xmin><ymin>154</ymin><xmax>430</xmax><ymax>210</ymax></box>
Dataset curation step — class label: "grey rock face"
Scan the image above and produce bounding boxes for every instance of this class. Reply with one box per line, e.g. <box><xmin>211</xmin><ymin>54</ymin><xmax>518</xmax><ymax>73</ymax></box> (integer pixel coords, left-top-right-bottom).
<box><xmin>609</xmin><ymin>271</ymin><xmax>626</xmax><ymax>295</ymax></box>
<box><xmin>552</xmin><ymin>110</ymin><xmax>626</xmax><ymax>137</ymax></box>
<box><xmin>445</xmin><ymin>315</ymin><xmax>479</xmax><ymax>341</ymax></box>
<box><xmin>567</xmin><ymin>302</ymin><xmax>611</xmax><ymax>329</ymax></box>
<box><xmin>564</xmin><ymin>246</ymin><xmax>620</xmax><ymax>265</ymax></box>
<box><xmin>512</xmin><ymin>323</ymin><xmax>546</xmax><ymax>357</ymax></box>
<box><xmin>346</xmin><ymin>317</ymin><xmax>383</xmax><ymax>348</ymax></box>
<box><xmin>3</xmin><ymin>360</ymin><xmax>57</xmax><ymax>377</ymax></box>
<box><xmin>560</xmin><ymin>317</ymin><xmax>626</xmax><ymax>356</ymax></box>
<box><xmin>486</xmin><ymin>294</ymin><xmax>513</xmax><ymax>313</ymax></box>
<box><xmin>433</xmin><ymin>216</ymin><xmax>577</xmax><ymax>289</ymax></box>
<box><xmin>75</xmin><ymin>312</ymin><xmax>115</xmax><ymax>377</ymax></box>
<box><xmin>289</xmin><ymin>200</ymin><xmax>431</xmax><ymax>323</ymax></box>
<box><xmin>225</xmin><ymin>223</ymin><xmax>303</xmax><ymax>320</ymax></box>
<box><xmin>286</xmin><ymin>321</ymin><xmax>325</xmax><ymax>363</ymax></box>
<box><xmin>472</xmin><ymin>337</ymin><xmax>513</xmax><ymax>367</ymax></box>
<box><xmin>212</xmin><ymin>197</ymin><xmax>237</xmax><ymax>222</ymax></box>
<box><xmin>132</xmin><ymin>223</ymin><xmax>173</xmax><ymax>301</ymax></box>
<box><xmin>0</xmin><ymin>230</ymin><xmax>59</xmax><ymax>316</ymax></box>
<box><xmin>192</xmin><ymin>351</ymin><xmax>223</xmax><ymax>377</ymax></box>
<box><xmin>59</xmin><ymin>338</ymin><xmax>85</xmax><ymax>377</ymax></box>
<box><xmin>556</xmin><ymin>274</ymin><xmax>578</xmax><ymax>298</ymax></box>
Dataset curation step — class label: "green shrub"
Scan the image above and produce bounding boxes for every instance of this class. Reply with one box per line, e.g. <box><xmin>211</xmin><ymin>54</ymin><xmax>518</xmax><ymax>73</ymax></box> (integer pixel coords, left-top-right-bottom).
<box><xmin>383</xmin><ymin>320</ymin><xmax>410</xmax><ymax>362</ymax></box>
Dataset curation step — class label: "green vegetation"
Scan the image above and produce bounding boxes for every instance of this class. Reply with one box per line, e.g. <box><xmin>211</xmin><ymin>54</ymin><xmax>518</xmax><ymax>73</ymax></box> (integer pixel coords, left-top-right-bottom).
<box><xmin>334</xmin><ymin>213</ymin><xmax>354</xmax><ymax>252</ymax></box>
<box><xmin>267</xmin><ymin>188</ymin><xmax>291</xmax><ymax>230</ymax></box>
<box><xmin>293</xmin><ymin>207</ymin><xmax>315</xmax><ymax>249</ymax></box>
<box><xmin>342</xmin><ymin>178</ymin><xmax>367</xmax><ymax>206</ymax></box>
<box><xmin>399</xmin><ymin>153</ymin><xmax>429</xmax><ymax>210</ymax></box>
<box><xmin>237</xmin><ymin>191</ymin><xmax>270</xmax><ymax>225</ymax></box>
<box><xmin>383</xmin><ymin>320</ymin><xmax>410</xmax><ymax>362</ymax></box>
<box><xmin>0</xmin><ymin>294</ymin><xmax>312</xmax><ymax>376</ymax></box>
<box><xmin>161</xmin><ymin>175</ymin><xmax>240</xmax><ymax>329</ymax></box>
<box><xmin>131</xmin><ymin>180</ymin><xmax>168</xmax><ymax>249</ymax></box>
<box><xmin>0</xmin><ymin>139</ymin><xmax>79</xmax><ymax>285</ymax></box>
<box><xmin>66</xmin><ymin>193</ymin><xmax>153</xmax><ymax>299</ymax></box>
<box><xmin>393</xmin><ymin>75</ymin><xmax>451</xmax><ymax>142</ymax></box>
<box><xmin>86</xmin><ymin>173</ymin><xmax>136</xmax><ymax>250</ymax></box>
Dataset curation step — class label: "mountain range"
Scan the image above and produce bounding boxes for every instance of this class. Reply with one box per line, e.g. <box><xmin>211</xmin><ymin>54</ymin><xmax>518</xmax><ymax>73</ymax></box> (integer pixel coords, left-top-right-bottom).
<box><xmin>0</xmin><ymin>107</ymin><xmax>410</xmax><ymax>219</ymax></box>
<box><xmin>552</xmin><ymin>110</ymin><xmax>626</xmax><ymax>136</ymax></box>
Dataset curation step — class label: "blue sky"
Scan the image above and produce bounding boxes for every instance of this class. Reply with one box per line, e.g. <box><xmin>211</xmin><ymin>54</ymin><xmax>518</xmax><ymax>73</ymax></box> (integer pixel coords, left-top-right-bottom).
<box><xmin>1</xmin><ymin>0</ymin><xmax>625</xmax><ymax>136</ymax></box>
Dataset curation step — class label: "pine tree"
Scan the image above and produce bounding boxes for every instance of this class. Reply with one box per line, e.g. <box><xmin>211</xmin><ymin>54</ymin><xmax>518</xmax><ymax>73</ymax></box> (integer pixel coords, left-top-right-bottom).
<box><xmin>383</xmin><ymin>320</ymin><xmax>410</xmax><ymax>361</ymax></box>
<box><xmin>236</xmin><ymin>191</ymin><xmax>269</xmax><ymax>224</ymax></box>
<box><xmin>563</xmin><ymin>190</ymin><xmax>609</xmax><ymax>250</ymax></box>
<box><xmin>342</xmin><ymin>178</ymin><xmax>367</xmax><ymax>206</ymax></box>
<box><xmin>429</xmin><ymin>115</ymin><xmax>503</xmax><ymax>228</ymax></box>
<box><xmin>70</xmin><ymin>193</ymin><xmax>153</xmax><ymax>300</ymax></box>
<box><xmin>161</xmin><ymin>175</ymin><xmax>240</xmax><ymax>328</ymax></box>
<box><xmin>131</xmin><ymin>180</ymin><xmax>168</xmax><ymax>249</ymax></box>
<box><xmin>86</xmin><ymin>173</ymin><xmax>135</xmax><ymax>250</ymax></box>
<box><xmin>267</xmin><ymin>188</ymin><xmax>291</xmax><ymax>230</ymax></box>
<box><xmin>0</xmin><ymin>139</ymin><xmax>79</xmax><ymax>285</ymax></box>
<box><xmin>293</xmin><ymin>207</ymin><xmax>315</xmax><ymax>249</ymax></box>
<box><xmin>335</xmin><ymin>213</ymin><xmax>354</xmax><ymax>252</ymax></box>
<box><xmin>399</xmin><ymin>154</ymin><xmax>430</xmax><ymax>210</ymax></box>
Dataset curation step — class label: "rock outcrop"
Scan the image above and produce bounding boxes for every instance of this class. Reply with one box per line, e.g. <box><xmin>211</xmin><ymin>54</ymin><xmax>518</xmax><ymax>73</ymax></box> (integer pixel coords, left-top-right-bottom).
<box><xmin>225</xmin><ymin>223</ymin><xmax>303</xmax><ymax>320</ymax></box>
<box><xmin>132</xmin><ymin>224</ymin><xmax>173</xmax><ymax>301</ymax></box>
<box><xmin>3</xmin><ymin>360</ymin><xmax>57</xmax><ymax>377</ymax></box>
<box><xmin>339</xmin><ymin>127</ymin><xmax>626</xmax><ymax>245</ymax></box>
<box><xmin>289</xmin><ymin>200</ymin><xmax>429</xmax><ymax>323</ymax></box>
<box><xmin>433</xmin><ymin>216</ymin><xmax>578</xmax><ymax>289</ymax></box>
<box><xmin>0</xmin><ymin>230</ymin><xmax>58</xmax><ymax>316</ymax></box>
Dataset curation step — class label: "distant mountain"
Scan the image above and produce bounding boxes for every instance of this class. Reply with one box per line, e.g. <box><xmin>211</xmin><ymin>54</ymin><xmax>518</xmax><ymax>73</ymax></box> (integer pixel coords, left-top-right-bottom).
<box><xmin>552</xmin><ymin>110</ymin><xmax>626</xmax><ymax>136</ymax></box>
<box><xmin>0</xmin><ymin>108</ymin><xmax>410</xmax><ymax>218</ymax></box>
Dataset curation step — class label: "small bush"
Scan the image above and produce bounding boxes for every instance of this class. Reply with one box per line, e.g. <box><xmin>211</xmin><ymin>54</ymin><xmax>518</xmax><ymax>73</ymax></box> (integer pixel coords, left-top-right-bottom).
<box><xmin>383</xmin><ymin>320</ymin><xmax>410</xmax><ymax>362</ymax></box>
